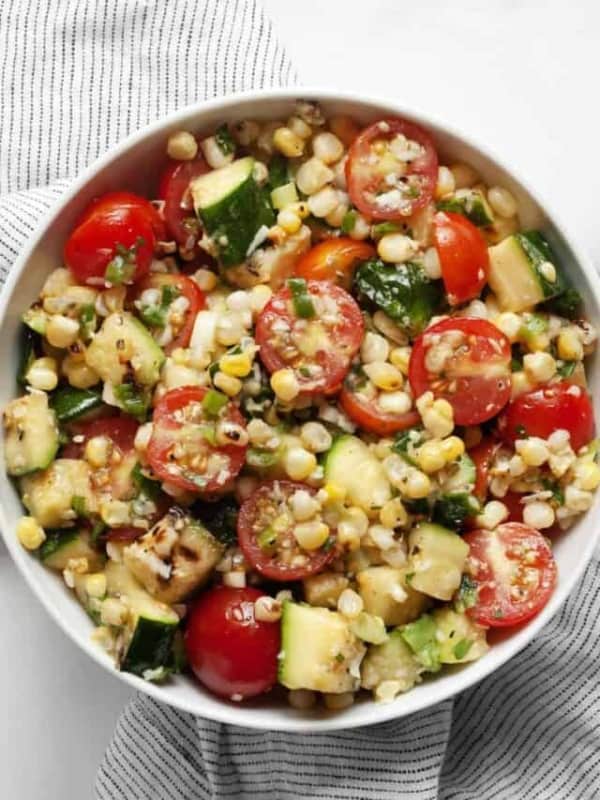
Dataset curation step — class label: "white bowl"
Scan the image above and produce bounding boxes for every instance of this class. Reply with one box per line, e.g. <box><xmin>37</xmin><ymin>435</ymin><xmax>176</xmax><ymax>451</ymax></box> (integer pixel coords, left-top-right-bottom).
<box><xmin>2</xmin><ymin>88</ymin><xmax>599</xmax><ymax>732</ymax></box>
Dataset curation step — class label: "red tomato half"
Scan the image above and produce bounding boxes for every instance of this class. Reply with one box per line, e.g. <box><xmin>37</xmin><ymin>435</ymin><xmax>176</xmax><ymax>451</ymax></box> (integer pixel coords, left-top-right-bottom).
<box><xmin>185</xmin><ymin>586</ymin><xmax>280</xmax><ymax>700</ymax></box>
<box><xmin>498</xmin><ymin>380</ymin><xmax>595</xmax><ymax>453</ymax></box>
<box><xmin>158</xmin><ymin>154</ymin><xmax>210</xmax><ymax>248</ymax></box>
<box><xmin>409</xmin><ymin>317</ymin><xmax>512</xmax><ymax>426</ymax></box>
<box><xmin>469</xmin><ymin>437</ymin><xmax>500</xmax><ymax>502</ymax></box>
<box><xmin>294</xmin><ymin>238</ymin><xmax>375</xmax><ymax>287</ymax></box>
<box><xmin>147</xmin><ymin>386</ymin><xmax>247</xmax><ymax>495</ymax></box>
<box><xmin>62</xmin><ymin>416</ymin><xmax>139</xmax><ymax>459</ymax></box>
<box><xmin>463</xmin><ymin>523</ymin><xmax>557</xmax><ymax>627</ymax></box>
<box><xmin>346</xmin><ymin>118</ymin><xmax>438</xmax><ymax>220</ymax></box>
<box><xmin>133</xmin><ymin>273</ymin><xmax>205</xmax><ymax>354</ymax></box>
<box><xmin>433</xmin><ymin>211</ymin><xmax>489</xmax><ymax>306</ymax></box>
<box><xmin>339</xmin><ymin>379</ymin><xmax>420</xmax><ymax>437</ymax></box>
<box><xmin>64</xmin><ymin>192</ymin><xmax>158</xmax><ymax>286</ymax></box>
<box><xmin>255</xmin><ymin>280</ymin><xmax>364</xmax><ymax>395</ymax></box>
<box><xmin>237</xmin><ymin>480</ymin><xmax>337</xmax><ymax>581</ymax></box>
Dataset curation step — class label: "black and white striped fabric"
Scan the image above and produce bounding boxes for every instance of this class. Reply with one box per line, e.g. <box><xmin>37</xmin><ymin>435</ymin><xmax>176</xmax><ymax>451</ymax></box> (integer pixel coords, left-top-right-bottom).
<box><xmin>1</xmin><ymin>2</ymin><xmax>599</xmax><ymax>798</ymax></box>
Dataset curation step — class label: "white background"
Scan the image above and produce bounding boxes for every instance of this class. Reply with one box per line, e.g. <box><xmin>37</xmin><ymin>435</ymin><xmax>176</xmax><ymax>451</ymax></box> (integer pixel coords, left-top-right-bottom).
<box><xmin>1</xmin><ymin>1</ymin><xmax>599</xmax><ymax>797</ymax></box>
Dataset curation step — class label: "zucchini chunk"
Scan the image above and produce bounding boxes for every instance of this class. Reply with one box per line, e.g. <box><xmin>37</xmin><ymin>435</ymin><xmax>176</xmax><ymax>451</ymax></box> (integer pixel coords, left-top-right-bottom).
<box><xmin>123</xmin><ymin>508</ymin><xmax>224</xmax><ymax>604</ymax></box>
<box><xmin>360</xmin><ymin>628</ymin><xmax>423</xmax><ymax>696</ymax></box>
<box><xmin>4</xmin><ymin>391</ymin><xmax>59</xmax><ymax>476</ymax></box>
<box><xmin>407</xmin><ymin>522</ymin><xmax>469</xmax><ymax>601</ymax></box>
<box><xmin>20</xmin><ymin>459</ymin><xmax>95</xmax><ymax>528</ymax></box>
<box><xmin>50</xmin><ymin>386</ymin><xmax>103</xmax><ymax>423</ymax></box>
<box><xmin>432</xmin><ymin>607</ymin><xmax>488</xmax><ymax>664</ymax></box>
<box><xmin>357</xmin><ymin>566</ymin><xmax>429</xmax><ymax>626</ymax></box>
<box><xmin>278</xmin><ymin>602</ymin><xmax>366</xmax><ymax>694</ymax></box>
<box><xmin>40</xmin><ymin>529</ymin><xmax>105</xmax><ymax>571</ymax></box>
<box><xmin>191</xmin><ymin>156</ymin><xmax>275</xmax><ymax>266</ymax></box>
<box><xmin>324</xmin><ymin>434</ymin><xmax>391</xmax><ymax>512</ymax></box>
<box><xmin>437</xmin><ymin>188</ymin><xmax>495</xmax><ymax>227</ymax></box>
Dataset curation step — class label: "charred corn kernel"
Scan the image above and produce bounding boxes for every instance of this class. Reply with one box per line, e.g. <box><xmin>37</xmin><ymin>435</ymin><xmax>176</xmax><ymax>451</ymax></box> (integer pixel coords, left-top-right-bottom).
<box><xmin>254</xmin><ymin>595</ymin><xmax>282</xmax><ymax>622</ymax></box>
<box><xmin>219</xmin><ymin>352</ymin><xmax>253</xmax><ymax>378</ymax></box>
<box><xmin>100</xmin><ymin>500</ymin><xmax>131</xmax><ymax>527</ymax></box>
<box><xmin>515</xmin><ymin>437</ymin><xmax>549</xmax><ymax>467</ymax></box>
<box><xmin>216</xmin><ymin>312</ymin><xmax>246</xmax><ymax>346</ymax></box>
<box><xmin>307</xmin><ymin>185</ymin><xmax>339</xmax><ymax>218</ymax></box>
<box><xmin>322</xmin><ymin>482</ymin><xmax>347</xmax><ymax>503</ymax></box>
<box><xmin>389</xmin><ymin>346</ymin><xmax>411</xmax><ymax>374</ymax></box>
<box><xmin>84</xmin><ymin>435</ymin><xmax>111</xmax><ymax>468</ymax></box>
<box><xmin>487</xmin><ymin>186</ymin><xmax>517</xmax><ymax>218</ymax></box>
<box><xmin>42</xmin><ymin>267</ymin><xmax>75</xmax><ymax>297</ymax></box>
<box><xmin>100</xmin><ymin>597</ymin><xmax>129</xmax><ymax>626</ymax></box>
<box><xmin>312</xmin><ymin>131</ymin><xmax>344</xmax><ymax>164</ymax></box>
<box><xmin>476</xmin><ymin>500</ymin><xmax>509</xmax><ymax>530</ymax></box>
<box><xmin>422</xmin><ymin>246</ymin><xmax>442</xmax><ymax>280</ymax></box>
<box><xmin>46</xmin><ymin>314</ymin><xmax>80</xmax><ymax>348</ymax></box>
<box><xmin>85</xmin><ymin>572</ymin><xmax>107</xmax><ymax>599</ymax></box>
<box><xmin>324</xmin><ymin>692</ymin><xmax>354</xmax><ymax>710</ymax></box>
<box><xmin>450</xmin><ymin>162</ymin><xmax>479</xmax><ymax>189</ymax></box>
<box><xmin>193</xmin><ymin>268</ymin><xmax>218</xmax><ymax>292</ymax></box>
<box><xmin>404</xmin><ymin>469</ymin><xmax>431</xmax><ymax>499</ymax></box>
<box><xmin>64</xmin><ymin>355</ymin><xmax>100</xmax><ymax>389</ymax></box>
<box><xmin>523</xmin><ymin>351</ymin><xmax>556</xmax><ymax>383</ymax></box>
<box><xmin>17</xmin><ymin>516</ymin><xmax>46</xmax><ymax>550</ymax></box>
<box><xmin>575</xmin><ymin>461</ymin><xmax>600</xmax><ymax>491</ymax></box>
<box><xmin>325</xmin><ymin>196</ymin><xmax>349</xmax><ymax>227</ymax></box>
<box><xmin>270</xmin><ymin>368</ymin><xmax>300</xmax><ymax>402</ymax></box>
<box><xmin>233</xmin><ymin>119</ymin><xmax>260</xmax><ymax>146</ymax></box>
<box><xmin>363</xmin><ymin>361</ymin><xmax>403</xmax><ymax>391</ymax></box>
<box><xmin>287</xmin><ymin>115</ymin><xmax>312</xmax><ymax>139</ymax></box>
<box><xmin>377</xmin><ymin>233</ymin><xmax>417</xmax><ymax>264</ymax></box>
<box><xmin>290</xmin><ymin>489</ymin><xmax>320</xmax><ymax>522</ymax></box>
<box><xmin>295</xmin><ymin>157</ymin><xmax>334</xmax><ymax>195</ymax></box>
<box><xmin>337</xmin><ymin>507</ymin><xmax>369</xmax><ymax>548</ymax></box>
<box><xmin>379</xmin><ymin>498</ymin><xmax>408</xmax><ymax>529</ymax></box>
<box><xmin>523</xmin><ymin>500</ymin><xmax>555</xmax><ymax>529</ymax></box>
<box><xmin>435</xmin><ymin>165</ymin><xmax>456</xmax><ymax>198</ymax></box>
<box><xmin>166</xmin><ymin>130</ymin><xmax>198</xmax><ymax>161</ymax></box>
<box><xmin>377</xmin><ymin>391</ymin><xmax>412</xmax><ymax>415</ymax></box>
<box><xmin>417</xmin><ymin>393</ymin><xmax>454</xmax><ymax>438</ymax></box>
<box><xmin>96</xmin><ymin>285</ymin><xmax>127</xmax><ymax>316</ymax></box>
<box><xmin>511</xmin><ymin>370</ymin><xmax>534</xmax><ymax>399</ymax></box>
<box><xmin>301</xmin><ymin>421</ymin><xmax>332</xmax><ymax>453</ymax></box>
<box><xmin>214</xmin><ymin>371</ymin><xmax>242</xmax><ymax>397</ymax></box>
<box><xmin>440</xmin><ymin>436</ymin><xmax>465</xmax><ymax>462</ymax></box>
<box><xmin>271</xmin><ymin>182</ymin><xmax>299</xmax><ymax>210</ymax></box>
<box><xmin>495</xmin><ymin>312</ymin><xmax>522</xmax><ymax>342</ymax></box>
<box><xmin>565</xmin><ymin>486</ymin><xmax>594</xmax><ymax>512</ymax></box>
<box><xmin>361</xmin><ymin>332</ymin><xmax>390</xmax><ymax>364</ymax></box>
<box><xmin>375</xmin><ymin>680</ymin><xmax>404</xmax><ymax>703</ymax></box>
<box><xmin>273</xmin><ymin>126</ymin><xmax>305</xmax><ymax>158</ymax></box>
<box><xmin>249</xmin><ymin>284</ymin><xmax>273</xmax><ymax>314</ymax></box>
<box><xmin>415</xmin><ymin>441</ymin><xmax>446</xmax><ymax>473</ymax></box>
<box><xmin>557</xmin><ymin>328</ymin><xmax>584</xmax><ymax>361</ymax></box>
<box><xmin>293</xmin><ymin>519</ymin><xmax>330</xmax><ymax>550</ymax></box>
<box><xmin>25</xmin><ymin>357</ymin><xmax>58</xmax><ymax>391</ymax></box>
<box><xmin>277</xmin><ymin>208</ymin><xmax>302</xmax><ymax>234</ymax></box>
<box><xmin>284</xmin><ymin>447</ymin><xmax>317</xmax><ymax>481</ymax></box>
<box><xmin>337</xmin><ymin>588</ymin><xmax>364</xmax><ymax>618</ymax></box>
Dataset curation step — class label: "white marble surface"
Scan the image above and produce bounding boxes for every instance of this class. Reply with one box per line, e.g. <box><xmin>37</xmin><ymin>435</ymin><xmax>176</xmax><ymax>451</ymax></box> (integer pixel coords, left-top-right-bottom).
<box><xmin>2</xmin><ymin>1</ymin><xmax>599</xmax><ymax>797</ymax></box>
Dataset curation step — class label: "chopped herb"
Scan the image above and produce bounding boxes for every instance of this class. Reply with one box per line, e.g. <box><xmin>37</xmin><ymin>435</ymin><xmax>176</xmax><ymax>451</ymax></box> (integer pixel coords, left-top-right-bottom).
<box><xmin>257</xmin><ymin>526</ymin><xmax>277</xmax><ymax>551</ymax></box>
<box><xmin>138</xmin><ymin>284</ymin><xmax>179</xmax><ymax>329</ymax></box>
<box><xmin>335</xmin><ymin>652</ymin><xmax>345</xmax><ymax>664</ymax></box>
<box><xmin>493</xmin><ymin>608</ymin><xmax>504</xmax><ymax>619</ymax></box>
<box><xmin>455</xmin><ymin>574</ymin><xmax>478</xmax><ymax>612</ymax></box>
<box><xmin>71</xmin><ymin>496</ymin><xmax>87</xmax><ymax>517</ymax></box>
<box><xmin>392</xmin><ymin>427</ymin><xmax>425</xmax><ymax>465</ymax></box>
<box><xmin>132</xmin><ymin>462</ymin><xmax>162</xmax><ymax>501</ymax></box>
<box><xmin>405</xmin><ymin>572</ymin><xmax>415</xmax><ymax>585</ymax></box>
<box><xmin>453</xmin><ymin>638</ymin><xmax>473</xmax><ymax>660</ymax></box>
<box><xmin>246</xmin><ymin>447</ymin><xmax>280</xmax><ymax>469</ymax></box>
<box><xmin>341</xmin><ymin>210</ymin><xmax>357</xmax><ymax>234</ymax></box>
<box><xmin>113</xmin><ymin>383</ymin><xmax>150</xmax><ymax>421</ymax></box>
<box><xmin>288</xmin><ymin>277</ymin><xmax>315</xmax><ymax>318</ymax></box>
<box><xmin>105</xmin><ymin>239</ymin><xmax>145</xmax><ymax>285</ymax></box>
<box><xmin>542</xmin><ymin>478</ymin><xmax>565</xmax><ymax>506</ymax></box>
<box><xmin>557</xmin><ymin>360</ymin><xmax>576</xmax><ymax>378</ymax></box>
<box><xmin>215</xmin><ymin>123</ymin><xmax>235</xmax><ymax>156</ymax></box>
<box><xmin>433</xmin><ymin>492</ymin><xmax>479</xmax><ymax>530</ymax></box>
<box><xmin>371</xmin><ymin>222</ymin><xmax>404</xmax><ymax>238</ymax></box>
<box><xmin>268</xmin><ymin>155</ymin><xmax>289</xmax><ymax>189</ymax></box>
<box><xmin>202</xmin><ymin>389</ymin><xmax>228</xmax><ymax>417</ymax></box>
<box><xmin>79</xmin><ymin>304</ymin><xmax>96</xmax><ymax>341</ymax></box>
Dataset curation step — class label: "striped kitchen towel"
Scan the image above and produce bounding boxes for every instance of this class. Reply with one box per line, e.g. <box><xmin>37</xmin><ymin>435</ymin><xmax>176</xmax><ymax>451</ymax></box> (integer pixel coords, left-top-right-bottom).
<box><xmin>1</xmin><ymin>2</ymin><xmax>599</xmax><ymax>798</ymax></box>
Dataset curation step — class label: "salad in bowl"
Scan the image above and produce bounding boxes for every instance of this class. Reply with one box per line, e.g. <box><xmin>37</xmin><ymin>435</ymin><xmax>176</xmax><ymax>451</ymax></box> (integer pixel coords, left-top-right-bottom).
<box><xmin>4</xmin><ymin>98</ymin><xmax>598</xmax><ymax>714</ymax></box>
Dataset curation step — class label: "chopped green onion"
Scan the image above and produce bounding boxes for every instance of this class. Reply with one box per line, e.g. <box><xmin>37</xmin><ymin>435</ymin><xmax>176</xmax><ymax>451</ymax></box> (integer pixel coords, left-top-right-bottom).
<box><xmin>453</xmin><ymin>638</ymin><xmax>473</xmax><ymax>660</ymax></box>
<box><xmin>79</xmin><ymin>304</ymin><xmax>96</xmax><ymax>341</ymax></box>
<box><xmin>257</xmin><ymin>526</ymin><xmax>277</xmax><ymax>551</ymax></box>
<box><xmin>371</xmin><ymin>221</ymin><xmax>403</xmax><ymax>238</ymax></box>
<box><xmin>341</xmin><ymin>210</ymin><xmax>357</xmax><ymax>234</ymax></box>
<box><xmin>246</xmin><ymin>447</ymin><xmax>280</xmax><ymax>469</ymax></box>
<box><xmin>132</xmin><ymin>462</ymin><xmax>161</xmax><ymax>500</ymax></box>
<box><xmin>202</xmin><ymin>389</ymin><xmax>228</xmax><ymax>417</ymax></box>
<box><xmin>71</xmin><ymin>495</ymin><xmax>87</xmax><ymax>517</ymax></box>
<box><xmin>104</xmin><ymin>239</ymin><xmax>145</xmax><ymax>285</ymax></box>
<box><xmin>198</xmin><ymin>423</ymin><xmax>217</xmax><ymax>445</ymax></box>
<box><xmin>215</xmin><ymin>123</ymin><xmax>235</xmax><ymax>156</ymax></box>
<box><xmin>557</xmin><ymin>360</ymin><xmax>576</xmax><ymax>378</ymax></box>
<box><xmin>138</xmin><ymin>284</ymin><xmax>179</xmax><ymax>329</ymax></box>
<box><xmin>288</xmin><ymin>278</ymin><xmax>315</xmax><ymax>318</ymax></box>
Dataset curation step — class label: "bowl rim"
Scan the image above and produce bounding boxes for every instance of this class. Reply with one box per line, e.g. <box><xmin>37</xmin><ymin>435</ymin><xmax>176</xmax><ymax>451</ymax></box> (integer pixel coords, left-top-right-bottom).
<box><xmin>2</xmin><ymin>86</ymin><xmax>599</xmax><ymax>731</ymax></box>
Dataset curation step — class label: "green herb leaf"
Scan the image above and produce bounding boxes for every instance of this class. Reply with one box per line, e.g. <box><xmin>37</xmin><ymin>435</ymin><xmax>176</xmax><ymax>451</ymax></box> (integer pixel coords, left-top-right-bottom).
<box><xmin>105</xmin><ymin>239</ymin><xmax>145</xmax><ymax>285</ymax></box>
<box><xmin>215</xmin><ymin>123</ymin><xmax>235</xmax><ymax>156</ymax></box>
<box><xmin>71</xmin><ymin>495</ymin><xmax>87</xmax><ymax>517</ymax></box>
<box><xmin>453</xmin><ymin>638</ymin><xmax>473</xmax><ymax>660</ymax></box>
<box><xmin>132</xmin><ymin>462</ymin><xmax>162</xmax><ymax>501</ymax></box>
<box><xmin>455</xmin><ymin>574</ymin><xmax>478</xmax><ymax>612</ymax></box>
<box><xmin>202</xmin><ymin>389</ymin><xmax>229</xmax><ymax>417</ymax></box>
<box><xmin>79</xmin><ymin>304</ymin><xmax>97</xmax><ymax>341</ymax></box>
<box><xmin>557</xmin><ymin>360</ymin><xmax>576</xmax><ymax>378</ymax></box>
<box><xmin>341</xmin><ymin>210</ymin><xmax>357</xmax><ymax>234</ymax></box>
<box><xmin>288</xmin><ymin>277</ymin><xmax>315</xmax><ymax>318</ymax></box>
<box><xmin>433</xmin><ymin>492</ymin><xmax>479</xmax><ymax>530</ymax></box>
<box><xmin>138</xmin><ymin>284</ymin><xmax>179</xmax><ymax>329</ymax></box>
<box><xmin>371</xmin><ymin>222</ymin><xmax>404</xmax><ymax>238</ymax></box>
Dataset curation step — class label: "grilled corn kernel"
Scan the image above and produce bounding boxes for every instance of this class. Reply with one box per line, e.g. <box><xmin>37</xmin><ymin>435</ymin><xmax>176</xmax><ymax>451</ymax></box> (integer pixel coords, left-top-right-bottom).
<box><xmin>249</xmin><ymin>284</ymin><xmax>273</xmax><ymax>314</ymax></box>
<box><xmin>17</xmin><ymin>516</ymin><xmax>46</xmax><ymax>550</ymax></box>
<box><xmin>322</xmin><ymin>482</ymin><xmax>347</xmax><ymax>503</ymax></box>
<box><xmin>287</xmin><ymin>115</ymin><xmax>312</xmax><ymax>140</ymax></box>
<box><xmin>213</xmin><ymin>371</ymin><xmax>243</xmax><ymax>397</ymax></box>
<box><xmin>515</xmin><ymin>437</ymin><xmax>549</xmax><ymax>467</ymax></box>
<box><xmin>290</xmin><ymin>489</ymin><xmax>320</xmax><ymax>522</ymax></box>
<box><xmin>565</xmin><ymin>486</ymin><xmax>594</xmax><ymax>512</ymax></box>
<box><xmin>284</xmin><ymin>447</ymin><xmax>317</xmax><ymax>481</ymax></box>
<box><xmin>100</xmin><ymin>597</ymin><xmax>129</xmax><ymax>626</ymax></box>
<box><xmin>415</xmin><ymin>441</ymin><xmax>446</xmax><ymax>473</ymax></box>
<box><xmin>312</xmin><ymin>131</ymin><xmax>344</xmax><ymax>164</ymax></box>
<box><xmin>166</xmin><ymin>130</ymin><xmax>198</xmax><ymax>161</ymax></box>
<box><xmin>270</xmin><ymin>368</ymin><xmax>300</xmax><ymax>402</ymax></box>
<box><xmin>293</xmin><ymin>519</ymin><xmax>330</xmax><ymax>550</ymax></box>
<box><xmin>487</xmin><ymin>186</ymin><xmax>517</xmax><ymax>218</ymax></box>
<box><xmin>193</xmin><ymin>268</ymin><xmax>218</xmax><ymax>292</ymax></box>
<box><xmin>233</xmin><ymin>119</ymin><xmax>260</xmax><ymax>146</ymax></box>
<box><xmin>295</xmin><ymin>157</ymin><xmax>334</xmax><ymax>196</ymax></box>
<box><xmin>575</xmin><ymin>461</ymin><xmax>600</xmax><ymax>491</ymax></box>
<box><xmin>84</xmin><ymin>435</ymin><xmax>111</xmax><ymax>468</ymax></box>
<box><xmin>361</xmin><ymin>332</ymin><xmax>390</xmax><ymax>364</ymax></box>
<box><xmin>435</xmin><ymin>165</ymin><xmax>456</xmax><ymax>198</ymax></box>
<box><xmin>63</xmin><ymin>355</ymin><xmax>100</xmax><ymax>389</ymax></box>
<box><xmin>337</xmin><ymin>588</ymin><xmax>364</xmax><ymax>618</ymax></box>
<box><xmin>476</xmin><ymin>500</ymin><xmax>509</xmax><ymax>530</ymax></box>
<box><xmin>26</xmin><ymin>357</ymin><xmax>58</xmax><ymax>391</ymax></box>
<box><xmin>273</xmin><ymin>126</ymin><xmax>305</xmax><ymax>158</ymax></box>
<box><xmin>377</xmin><ymin>233</ymin><xmax>417</xmax><ymax>264</ymax></box>
<box><xmin>377</xmin><ymin>391</ymin><xmax>412</xmax><ymax>415</ymax></box>
<box><xmin>307</xmin><ymin>185</ymin><xmax>339</xmax><ymax>218</ymax></box>
<box><xmin>389</xmin><ymin>346</ymin><xmax>411</xmax><ymax>374</ymax></box>
<box><xmin>85</xmin><ymin>572</ymin><xmax>107</xmax><ymax>599</ymax></box>
<box><xmin>337</xmin><ymin>507</ymin><xmax>369</xmax><ymax>548</ymax></box>
<box><xmin>100</xmin><ymin>500</ymin><xmax>131</xmax><ymax>527</ymax></box>
<box><xmin>440</xmin><ymin>435</ymin><xmax>465</xmax><ymax>463</ymax></box>
<box><xmin>277</xmin><ymin>208</ymin><xmax>302</xmax><ymax>234</ymax></box>
<box><xmin>254</xmin><ymin>596</ymin><xmax>282</xmax><ymax>623</ymax></box>
<box><xmin>46</xmin><ymin>314</ymin><xmax>80</xmax><ymax>348</ymax></box>
<box><xmin>511</xmin><ymin>370</ymin><xmax>534</xmax><ymax>399</ymax></box>
<box><xmin>523</xmin><ymin>351</ymin><xmax>556</xmax><ymax>383</ymax></box>
<box><xmin>223</xmin><ymin>571</ymin><xmax>246</xmax><ymax>588</ymax></box>
<box><xmin>219</xmin><ymin>352</ymin><xmax>253</xmax><ymax>378</ymax></box>
<box><xmin>557</xmin><ymin>329</ymin><xmax>584</xmax><ymax>361</ymax></box>
<box><xmin>404</xmin><ymin>469</ymin><xmax>431</xmax><ymax>499</ymax></box>
<box><xmin>379</xmin><ymin>498</ymin><xmax>407</xmax><ymax>529</ymax></box>
<box><xmin>418</xmin><ymin>395</ymin><xmax>454</xmax><ymax>439</ymax></box>
<box><xmin>495</xmin><ymin>312</ymin><xmax>522</xmax><ymax>343</ymax></box>
<box><xmin>301</xmin><ymin>421</ymin><xmax>332</xmax><ymax>453</ymax></box>
<box><xmin>363</xmin><ymin>361</ymin><xmax>403</xmax><ymax>391</ymax></box>
<box><xmin>450</xmin><ymin>162</ymin><xmax>479</xmax><ymax>189</ymax></box>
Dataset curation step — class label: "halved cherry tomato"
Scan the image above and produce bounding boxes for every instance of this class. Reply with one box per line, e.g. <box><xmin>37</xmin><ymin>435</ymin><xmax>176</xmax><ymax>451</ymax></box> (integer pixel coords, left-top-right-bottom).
<box><xmin>255</xmin><ymin>280</ymin><xmax>364</xmax><ymax>395</ymax></box>
<box><xmin>132</xmin><ymin>273</ymin><xmax>205</xmax><ymax>354</ymax></box>
<box><xmin>64</xmin><ymin>192</ymin><xmax>158</xmax><ymax>286</ymax></box>
<box><xmin>294</xmin><ymin>238</ymin><xmax>375</xmax><ymax>287</ymax></box>
<box><xmin>237</xmin><ymin>480</ymin><xmax>336</xmax><ymax>581</ymax></box>
<box><xmin>339</xmin><ymin>373</ymin><xmax>420</xmax><ymax>436</ymax></box>
<box><xmin>463</xmin><ymin>523</ymin><xmax>557</xmax><ymax>627</ymax></box>
<box><xmin>469</xmin><ymin>437</ymin><xmax>500</xmax><ymax>502</ymax></box>
<box><xmin>147</xmin><ymin>386</ymin><xmax>247</xmax><ymax>495</ymax></box>
<box><xmin>62</xmin><ymin>416</ymin><xmax>139</xmax><ymax>459</ymax></box>
<box><xmin>185</xmin><ymin>586</ymin><xmax>280</xmax><ymax>700</ymax></box>
<box><xmin>409</xmin><ymin>317</ymin><xmax>512</xmax><ymax>426</ymax></box>
<box><xmin>158</xmin><ymin>153</ymin><xmax>210</xmax><ymax>248</ymax></box>
<box><xmin>498</xmin><ymin>380</ymin><xmax>595</xmax><ymax>453</ymax></box>
<box><xmin>346</xmin><ymin>117</ymin><xmax>438</xmax><ymax>221</ymax></box>
<box><xmin>433</xmin><ymin>211</ymin><xmax>489</xmax><ymax>306</ymax></box>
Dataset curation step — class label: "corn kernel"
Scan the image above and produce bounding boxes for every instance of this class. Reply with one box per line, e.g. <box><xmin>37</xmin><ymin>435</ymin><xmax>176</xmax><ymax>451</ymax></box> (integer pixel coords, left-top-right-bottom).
<box><xmin>287</xmin><ymin>115</ymin><xmax>312</xmax><ymax>140</ymax></box>
<box><xmin>435</xmin><ymin>165</ymin><xmax>456</xmax><ymax>198</ymax></box>
<box><xmin>476</xmin><ymin>500</ymin><xmax>509</xmax><ymax>530</ymax></box>
<box><xmin>213</xmin><ymin>371</ymin><xmax>243</xmax><ymax>397</ymax></box>
<box><xmin>415</xmin><ymin>440</ymin><xmax>446</xmax><ymax>473</ymax></box>
<box><xmin>100</xmin><ymin>500</ymin><xmax>131</xmax><ymax>527</ymax></box>
<box><xmin>271</xmin><ymin>368</ymin><xmax>300</xmax><ymax>402</ymax></box>
<box><xmin>84</xmin><ymin>435</ymin><xmax>111</xmax><ymax>468</ymax></box>
<box><xmin>166</xmin><ymin>130</ymin><xmax>198</xmax><ymax>161</ymax></box>
<box><xmin>200</xmin><ymin>136</ymin><xmax>234</xmax><ymax>169</ymax></box>
<box><xmin>523</xmin><ymin>352</ymin><xmax>556</xmax><ymax>383</ymax></box>
<box><xmin>46</xmin><ymin>314</ymin><xmax>80</xmax><ymax>349</ymax></box>
<box><xmin>487</xmin><ymin>186</ymin><xmax>517</xmax><ymax>218</ymax></box>
<box><xmin>557</xmin><ymin>329</ymin><xmax>584</xmax><ymax>361</ymax></box>
<box><xmin>293</xmin><ymin>519</ymin><xmax>330</xmax><ymax>550</ymax></box>
<box><xmin>523</xmin><ymin>500</ymin><xmax>555</xmax><ymax>529</ymax></box>
<box><xmin>515</xmin><ymin>437</ymin><xmax>549</xmax><ymax>467</ymax></box>
<box><xmin>337</xmin><ymin>588</ymin><xmax>364</xmax><ymax>618</ymax></box>
<box><xmin>16</xmin><ymin>516</ymin><xmax>46</xmax><ymax>550</ymax></box>
<box><xmin>277</xmin><ymin>208</ymin><xmax>302</xmax><ymax>234</ymax></box>
<box><xmin>273</xmin><ymin>126</ymin><xmax>305</xmax><ymax>158</ymax></box>
<box><xmin>26</xmin><ymin>357</ymin><xmax>58</xmax><ymax>391</ymax></box>
<box><xmin>389</xmin><ymin>346</ymin><xmax>411</xmax><ymax>374</ymax></box>
<box><xmin>495</xmin><ymin>312</ymin><xmax>522</xmax><ymax>343</ymax></box>
<box><xmin>404</xmin><ymin>469</ymin><xmax>431</xmax><ymax>499</ymax></box>
<box><xmin>377</xmin><ymin>233</ymin><xmax>417</xmax><ymax>264</ymax></box>
<box><xmin>312</xmin><ymin>131</ymin><xmax>344</xmax><ymax>164</ymax></box>
<box><xmin>575</xmin><ymin>461</ymin><xmax>600</xmax><ymax>491</ymax></box>
<box><xmin>361</xmin><ymin>332</ymin><xmax>390</xmax><ymax>364</ymax></box>
<box><xmin>295</xmin><ymin>157</ymin><xmax>334</xmax><ymax>195</ymax></box>
<box><xmin>193</xmin><ymin>268</ymin><xmax>218</xmax><ymax>292</ymax></box>
<box><xmin>322</xmin><ymin>482</ymin><xmax>347</xmax><ymax>503</ymax></box>
<box><xmin>440</xmin><ymin>435</ymin><xmax>465</xmax><ymax>463</ymax></box>
<box><xmin>100</xmin><ymin>597</ymin><xmax>129</xmax><ymax>626</ymax></box>
<box><xmin>450</xmin><ymin>162</ymin><xmax>479</xmax><ymax>189</ymax></box>
<box><xmin>219</xmin><ymin>352</ymin><xmax>253</xmax><ymax>378</ymax></box>
<box><xmin>379</xmin><ymin>498</ymin><xmax>407</xmax><ymax>529</ymax></box>
<box><xmin>85</xmin><ymin>572</ymin><xmax>107</xmax><ymax>599</ymax></box>
<box><xmin>377</xmin><ymin>391</ymin><xmax>412</xmax><ymax>415</ymax></box>
<box><xmin>363</xmin><ymin>361</ymin><xmax>403</xmax><ymax>391</ymax></box>
<box><xmin>284</xmin><ymin>447</ymin><xmax>317</xmax><ymax>481</ymax></box>
<box><xmin>249</xmin><ymin>284</ymin><xmax>273</xmax><ymax>314</ymax></box>
<box><xmin>300</xmin><ymin>421</ymin><xmax>332</xmax><ymax>453</ymax></box>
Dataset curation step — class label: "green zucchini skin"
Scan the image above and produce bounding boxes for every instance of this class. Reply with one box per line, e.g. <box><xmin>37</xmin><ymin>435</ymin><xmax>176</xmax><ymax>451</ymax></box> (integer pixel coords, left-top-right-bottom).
<box><xmin>50</xmin><ymin>386</ymin><xmax>103</xmax><ymax>423</ymax></box>
<box><xmin>121</xmin><ymin>617</ymin><xmax>179</xmax><ymax>677</ymax></box>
